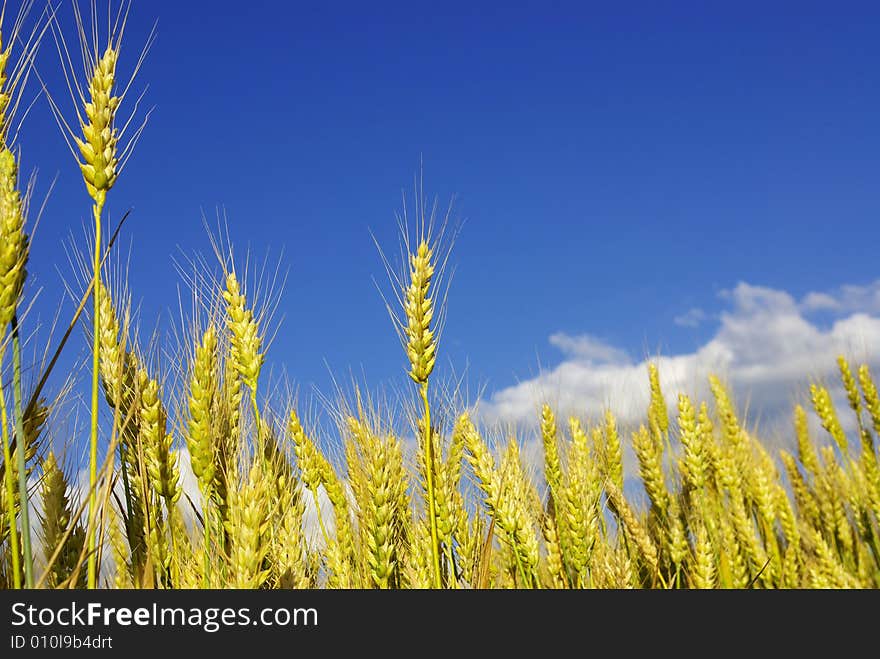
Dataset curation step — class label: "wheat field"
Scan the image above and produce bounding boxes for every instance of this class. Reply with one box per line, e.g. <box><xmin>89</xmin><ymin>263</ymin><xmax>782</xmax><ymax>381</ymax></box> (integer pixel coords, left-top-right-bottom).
<box><xmin>0</xmin><ymin>1</ymin><xmax>878</xmax><ymax>590</ymax></box>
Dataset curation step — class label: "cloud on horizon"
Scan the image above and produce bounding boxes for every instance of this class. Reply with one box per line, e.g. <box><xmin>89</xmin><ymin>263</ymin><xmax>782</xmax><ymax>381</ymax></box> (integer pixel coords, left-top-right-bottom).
<box><xmin>674</xmin><ymin>307</ymin><xmax>709</xmax><ymax>328</ymax></box>
<box><xmin>477</xmin><ymin>280</ymin><xmax>880</xmax><ymax>451</ymax></box>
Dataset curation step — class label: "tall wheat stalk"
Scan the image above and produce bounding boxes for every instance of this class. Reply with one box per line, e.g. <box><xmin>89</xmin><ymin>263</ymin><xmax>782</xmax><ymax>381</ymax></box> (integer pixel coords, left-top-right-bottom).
<box><xmin>47</xmin><ymin>0</ymin><xmax>153</xmax><ymax>587</ymax></box>
<box><xmin>375</xmin><ymin>180</ymin><xmax>455</xmax><ymax>588</ymax></box>
<box><xmin>0</xmin><ymin>0</ymin><xmax>45</xmax><ymax>590</ymax></box>
<box><xmin>83</xmin><ymin>50</ymin><xmax>116</xmax><ymax>590</ymax></box>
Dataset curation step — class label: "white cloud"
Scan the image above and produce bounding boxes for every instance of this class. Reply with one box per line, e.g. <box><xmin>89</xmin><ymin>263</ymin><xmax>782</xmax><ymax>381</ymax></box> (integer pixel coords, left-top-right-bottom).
<box><xmin>674</xmin><ymin>307</ymin><xmax>708</xmax><ymax>328</ymax></box>
<box><xmin>548</xmin><ymin>332</ymin><xmax>631</xmax><ymax>365</ymax></box>
<box><xmin>800</xmin><ymin>280</ymin><xmax>880</xmax><ymax>315</ymax></box>
<box><xmin>477</xmin><ymin>281</ymin><xmax>880</xmax><ymax>453</ymax></box>
<box><xmin>800</xmin><ymin>292</ymin><xmax>840</xmax><ymax>312</ymax></box>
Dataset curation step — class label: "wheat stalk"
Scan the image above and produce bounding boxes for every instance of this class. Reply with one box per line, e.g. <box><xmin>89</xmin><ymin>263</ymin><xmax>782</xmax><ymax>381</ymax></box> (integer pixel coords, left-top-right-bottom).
<box><xmin>0</xmin><ymin>136</ymin><xmax>30</xmax><ymax>588</ymax></box>
<box><xmin>403</xmin><ymin>240</ymin><xmax>443</xmax><ymax>588</ymax></box>
<box><xmin>46</xmin><ymin>0</ymin><xmax>153</xmax><ymax>588</ymax></box>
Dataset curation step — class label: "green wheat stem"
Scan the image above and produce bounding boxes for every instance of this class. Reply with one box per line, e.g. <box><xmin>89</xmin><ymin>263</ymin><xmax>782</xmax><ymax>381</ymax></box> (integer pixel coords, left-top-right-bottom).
<box><xmin>445</xmin><ymin>542</ymin><xmax>457</xmax><ymax>588</ymax></box>
<box><xmin>250</xmin><ymin>390</ymin><xmax>261</xmax><ymax>447</ymax></box>
<box><xmin>117</xmin><ymin>443</ymin><xmax>134</xmax><ymax>542</ymax></box>
<box><xmin>0</xmin><ymin>350</ymin><xmax>21</xmax><ymax>588</ymax></box>
<box><xmin>215</xmin><ymin>509</ymin><xmax>228</xmax><ymax>586</ymax></box>
<box><xmin>168</xmin><ymin>505</ymin><xmax>179</xmax><ymax>588</ymax></box>
<box><xmin>87</xmin><ymin>195</ymin><xmax>105</xmax><ymax>590</ymax></box>
<box><xmin>511</xmin><ymin>538</ymin><xmax>530</xmax><ymax>588</ymax></box>
<box><xmin>11</xmin><ymin>314</ymin><xmax>32</xmax><ymax>587</ymax></box>
<box><xmin>202</xmin><ymin>494</ymin><xmax>212</xmax><ymax>588</ymax></box>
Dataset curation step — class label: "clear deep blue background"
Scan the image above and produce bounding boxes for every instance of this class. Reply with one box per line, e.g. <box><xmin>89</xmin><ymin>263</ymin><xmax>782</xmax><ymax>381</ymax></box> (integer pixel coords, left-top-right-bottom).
<box><xmin>14</xmin><ymin>0</ymin><xmax>880</xmax><ymax>415</ymax></box>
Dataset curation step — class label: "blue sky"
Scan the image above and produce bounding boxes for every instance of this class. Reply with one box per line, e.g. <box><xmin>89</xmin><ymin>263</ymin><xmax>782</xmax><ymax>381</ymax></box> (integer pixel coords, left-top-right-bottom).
<box><xmin>11</xmin><ymin>0</ymin><xmax>880</xmax><ymax>445</ymax></box>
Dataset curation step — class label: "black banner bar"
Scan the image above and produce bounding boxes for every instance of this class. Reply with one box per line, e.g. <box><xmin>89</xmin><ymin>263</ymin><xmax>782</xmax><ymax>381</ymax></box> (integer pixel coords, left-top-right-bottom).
<box><xmin>0</xmin><ymin>589</ymin><xmax>869</xmax><ymax>654</ymax></box>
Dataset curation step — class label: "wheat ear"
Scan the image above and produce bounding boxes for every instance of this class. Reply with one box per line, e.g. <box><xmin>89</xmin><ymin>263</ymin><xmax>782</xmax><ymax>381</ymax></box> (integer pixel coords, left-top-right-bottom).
<box><xmin>39</xmin><ymin>452</ymin><xmax>86</xmax><ymax>588</ymax></box>
<box><xmin>186</xmin><ymin>325</ymin><xmax>219</xmax><ymax>585</ymax></box>
<box><xmin>0</xmin><ymin>141</ymin><xmax>30</xmax><ymax>587</ymax></box>
<box><xmin>223</xmin><ymin>272</ymin><xmax>264</xmax><ymax>429</ymax></box>
<box><xmin>564</xmin><ymin>417</ymin><xmax>600</xmax><ymax>587</ymax></box>
<box><xmin>80</xmin><ymin>41</ymin><xmax>121</xmax><ymax>590</ymax></box>
<box><xmin>403</xmin><ymin>240</ymin><xmax>442</xmax><ymax>588</ymax></box>
<box><xmin>226</xmin><ymin>461</ymin><xmax>270</xmax><ymax>589</ymax></box>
